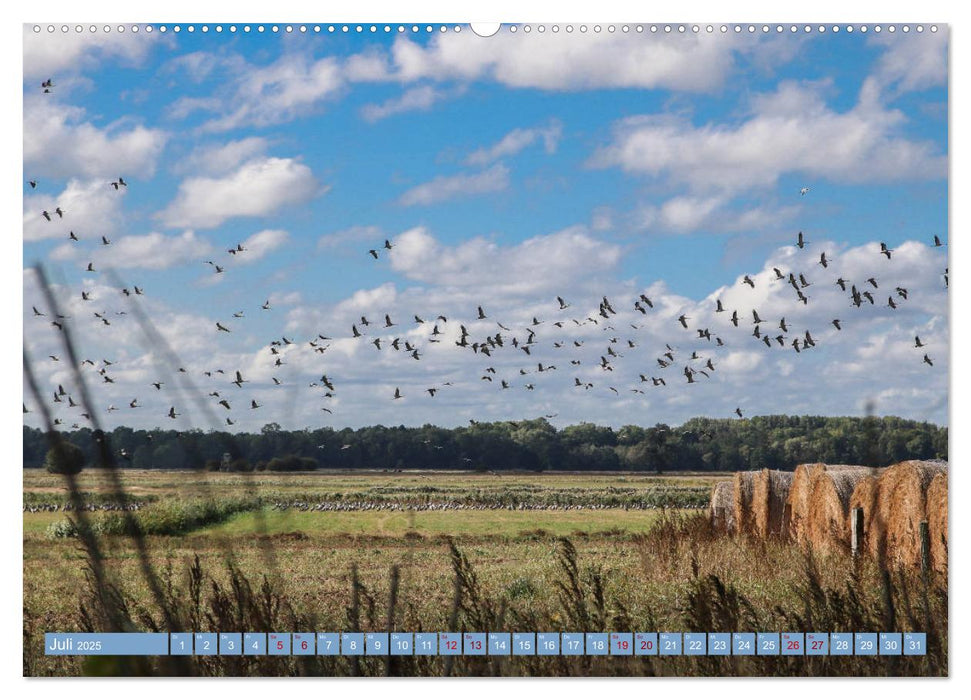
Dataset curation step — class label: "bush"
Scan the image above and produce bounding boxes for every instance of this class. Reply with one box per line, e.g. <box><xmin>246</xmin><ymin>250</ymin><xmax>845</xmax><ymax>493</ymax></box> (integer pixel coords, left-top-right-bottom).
<box><xmin>44</xmin><ymin>441</ymin><xmax>85</xmax><ymax>475</ymax></box>
<box><xmin>45</xmin><ymin>519</ymin><xmax>79</xmax><ymax>539</ymax></box>
<box><xmin>266</xmin><ymin>454</ymin><xmax>318</xmax><ymax>471</ymax></box>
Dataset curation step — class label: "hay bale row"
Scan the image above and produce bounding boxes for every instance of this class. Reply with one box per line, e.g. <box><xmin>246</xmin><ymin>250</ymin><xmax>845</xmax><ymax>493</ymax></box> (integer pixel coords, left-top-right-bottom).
<box><xmin>708</xmin><ymin>461</ymin><xmax>947</xmax><ymax>570</ymax></box>
<box><xmin>926</xmin><ymin>471</ymin><xmax>948</xmax><ymax>573</ymax></box>
<box><xmin>709</xmin><ymin>481</ymin><xmax>735</xmax><ymax>533</ymax></box>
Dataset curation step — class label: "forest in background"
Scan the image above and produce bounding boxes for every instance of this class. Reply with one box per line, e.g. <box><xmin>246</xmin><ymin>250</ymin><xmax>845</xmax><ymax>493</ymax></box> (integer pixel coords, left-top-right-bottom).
<box><xmin>23</xmin><ymin>415</ymin><xmax>948</xmax><ymax>473</ymax></box>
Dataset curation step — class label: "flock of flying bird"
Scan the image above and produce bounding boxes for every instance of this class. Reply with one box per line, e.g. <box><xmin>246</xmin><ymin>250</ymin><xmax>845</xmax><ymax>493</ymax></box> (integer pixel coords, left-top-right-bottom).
<box><xmin>25</xmin><ymin>178</ymin><xmax>947</xmax><ymax>431</ymax></box>
<box><xmin>24</xmin><ymin>74</ymin><xmax>947</xmax><ymax>430</ymax></box>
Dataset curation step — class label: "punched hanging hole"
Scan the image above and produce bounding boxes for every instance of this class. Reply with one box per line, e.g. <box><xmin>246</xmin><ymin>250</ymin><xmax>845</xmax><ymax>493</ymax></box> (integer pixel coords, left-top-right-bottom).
<box><xmin>470</xmin><ymin>23</ymin><xmax>502</xmax><ymax>37</ymax></box>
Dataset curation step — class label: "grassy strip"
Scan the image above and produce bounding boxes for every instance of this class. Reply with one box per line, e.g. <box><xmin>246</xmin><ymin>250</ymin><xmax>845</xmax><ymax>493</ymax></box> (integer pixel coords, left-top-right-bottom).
<box><xmin>24</xmin><ymin>491</ymin><xmax>158</xmax><ymax>510</ymax></box>
<box><xmin>46</xmin><ymin>496</ymin><xmax>263</xmax><ymax>538</ymax></box>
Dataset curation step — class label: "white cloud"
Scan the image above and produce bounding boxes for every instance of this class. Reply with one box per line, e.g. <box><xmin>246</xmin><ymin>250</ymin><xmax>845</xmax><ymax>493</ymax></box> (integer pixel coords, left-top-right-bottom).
<box><xmin>388</xmin><ymin>31</ymin><xmax>747</xmax><ymax>91</ymax></box>
<box><xmin>591</xmin><ymin>79</ymin><xmax>946</xmax><ymax>194</ymax></box>
<box><xmin>399</xmin><ymin>164</ymin><xmax>509</xmax><ymax>206</ymax></box>
<box><xmin>389</xmin><ymin>225</ymin><xmax>622</xmax><ymax>296</ymax></box>
<box><xmin>870</xmin><ymin>30</ymin><xmax>948</xmax><ymax>96</ymax></box>
<box><xmin>196</xmin><ymin>53</ymin><xmax>345</xmax><ymax>132</ymax></box>
<box><xmin>175</xmin><ymin>137</ymin><xmax>269</xmax><ymax>176</ymax></box>
<box><xmin>238</xmin><ymin>229</ymin><xmax>290</xmax><ymax>263</ymax></box>
<box><xmin>23</xmin><ymin>26</ymin><xmax>164</xmax><ymax>81</ymax></box>
<box><xmin>23</xmin><ymin>179</ymin><xmax>124</xmax><ymax>242</ymax></box>
<box><xmin>24</xmin><ymin>98</ymin><xmax>167</xmax><ymax>179</ymax></box>
<box><xmin>48</xmin><ymin>230</ymin><xmax>213</xmax><ymax>270</ymax></box>
<box><xmin>360</xmin><ymin>85</ymin><xmax>453</xmax><ymax>122</ymax></box>
<box><xmin>658</xmin><ymin>195</ymin><xmax>725</xmax><ymax>232</ymax></box>
<box><xmin>465</xmin><ymin>120</ymin><xmax>562</xmax><ymax>166</ymax></box>
<box><xmin>159</xmin><ymin>157</ymin><xmax>319</xmax><ymax>229</ymax></box>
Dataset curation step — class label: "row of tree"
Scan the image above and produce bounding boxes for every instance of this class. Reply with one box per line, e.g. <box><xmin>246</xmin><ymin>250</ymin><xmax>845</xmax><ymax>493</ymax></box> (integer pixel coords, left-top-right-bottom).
<box><xmin>25</xmin><ymin>415</ymin><xmax>948</xmax><ymax>474</ymax></box>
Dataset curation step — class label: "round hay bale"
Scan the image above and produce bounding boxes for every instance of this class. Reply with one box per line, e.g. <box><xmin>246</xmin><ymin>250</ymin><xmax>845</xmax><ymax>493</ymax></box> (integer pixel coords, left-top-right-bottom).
<box><xmin>709</xmin><ymin>480</ymin><xmax>735</xmax><ymax>533</ymax></box>
<box><xmin>806</xmin><ymin>467</ymin><xmax>874</xmax><ymax>553</ymax></box>
<box><xmin>849</xmin><ymin>474</ymin><xmax>884</xmax><ymax>558</ymax></box>
<box><xmin>732</xmin><ymin>471</ymin><xmax>757</xmax><ymax>535</ymax></box>
<box><xmin>879</xmin><ymin>460</ymin><xmax>947</xmax><ymax>568</ymax></box>
<box><xmin>786</xmin><ymin>463</ymin><xmax>820</xmax><ymax>545</ymax></box>
<box><xmin>752</xmin><ymin>469</ymin><xmax>794</xmax><ymax>538</ymax></box>
<box><xmin>787</xmin><ymin>464</ymin><xmax>864</xmax><ymax>545</ymax></box>
<box><xmin>926</xmin><ymin>471</ymin><xmax>948</xmax><ymax>573</ymax></box>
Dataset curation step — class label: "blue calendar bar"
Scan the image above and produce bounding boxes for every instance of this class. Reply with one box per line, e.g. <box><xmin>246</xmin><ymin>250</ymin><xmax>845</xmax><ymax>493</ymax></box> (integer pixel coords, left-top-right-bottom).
<box><xmin>45</xmin><ymin>633</ymin><xmax>168</xmax><ymax>656</ymax></box>
<box><xmin>43</xmin><ymin>631</ymin><xmax>928</xmax><ymax>656</ymax></box>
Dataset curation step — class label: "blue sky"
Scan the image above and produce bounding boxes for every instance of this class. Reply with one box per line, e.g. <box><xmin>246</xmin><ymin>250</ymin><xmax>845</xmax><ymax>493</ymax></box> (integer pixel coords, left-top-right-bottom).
<box><xmin>22</xmin><ymin>24</ymin><xmax>949</xmax><ymax>431</ymax></box>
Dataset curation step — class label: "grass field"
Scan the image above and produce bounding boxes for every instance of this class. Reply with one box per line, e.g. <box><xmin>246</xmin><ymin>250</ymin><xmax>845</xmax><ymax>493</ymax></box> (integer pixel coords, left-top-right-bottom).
<box><xmin>22</xmin><ymin>469</ymin><xmax>947</xmax><ymax>677</ymax></box>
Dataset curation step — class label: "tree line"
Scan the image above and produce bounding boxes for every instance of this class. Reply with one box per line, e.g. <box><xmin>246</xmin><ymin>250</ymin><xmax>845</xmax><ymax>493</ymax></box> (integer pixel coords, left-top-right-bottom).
<box><xmin>24</xmin><ymin>414</ymin><xmax>947</xmax><ymax>474</ymax></box>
